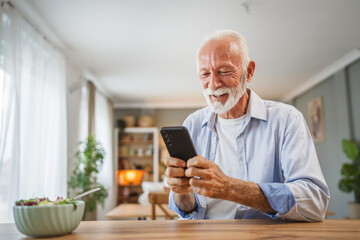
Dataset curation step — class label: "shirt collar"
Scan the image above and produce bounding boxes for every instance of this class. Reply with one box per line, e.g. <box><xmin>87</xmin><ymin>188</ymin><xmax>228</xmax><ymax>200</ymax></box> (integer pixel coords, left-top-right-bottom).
<box><xmin>247</xmin><ymin>89</ymin><xmax>268</xmax><ymax>121</ymax></box>
<box><xmin>201</xmin><ymin>89</ymin><xmax>268</xmax><ymax>129</ymax></box>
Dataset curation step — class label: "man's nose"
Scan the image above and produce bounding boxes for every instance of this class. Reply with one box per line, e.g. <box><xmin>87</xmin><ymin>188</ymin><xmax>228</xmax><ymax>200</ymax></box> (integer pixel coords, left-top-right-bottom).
<box><xmin>208</xmin><ymin>74</ymin><xmax>221</xmax><ymax>90</ymax></box>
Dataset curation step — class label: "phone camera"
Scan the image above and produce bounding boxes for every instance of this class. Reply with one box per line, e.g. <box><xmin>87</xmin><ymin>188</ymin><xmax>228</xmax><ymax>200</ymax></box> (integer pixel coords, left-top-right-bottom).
<box><xmin>165</xmin><ymin>137</ymin><xmax>171</xmax><ymax>146</ymax></box>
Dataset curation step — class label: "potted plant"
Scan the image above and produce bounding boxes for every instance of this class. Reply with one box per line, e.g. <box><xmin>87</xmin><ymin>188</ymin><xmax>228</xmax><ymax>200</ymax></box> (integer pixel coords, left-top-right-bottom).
<box><xmin>68</xmin><ymin>135</ymin><xmax>108</xmax><ymax>220</ymax></box>
<box><xmin>338</xmin><ymin>139</ymin><xmax>360</xmax><ymax>219</ymax></box>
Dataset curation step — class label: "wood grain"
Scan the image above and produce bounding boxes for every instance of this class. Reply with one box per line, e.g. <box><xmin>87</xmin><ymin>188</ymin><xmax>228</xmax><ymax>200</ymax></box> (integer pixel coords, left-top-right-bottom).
<box><xmin>105</xmin><ymin>203</ymin><xmax>177</xmax><ymax>219</ymax></box>
<box><xmin>1</xmin><ymin>219</ymin><xmax>360</xmax><ymax>240</ymax></box>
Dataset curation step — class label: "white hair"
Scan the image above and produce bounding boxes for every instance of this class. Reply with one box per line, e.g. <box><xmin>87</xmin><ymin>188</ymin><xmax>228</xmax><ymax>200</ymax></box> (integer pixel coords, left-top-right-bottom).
<box><xmin>197</xmin><ymin>29</ymin><xmax>250</xmax><ymax>72</ymax></box>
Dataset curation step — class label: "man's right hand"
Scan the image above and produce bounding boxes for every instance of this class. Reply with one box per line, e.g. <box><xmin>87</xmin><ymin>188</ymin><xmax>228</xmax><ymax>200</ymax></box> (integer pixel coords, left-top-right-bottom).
<box><xmin>164</xmin><ymin>156</ymin><xmax>191</xmax><ymax>194</ymax></box>
<box><xmin>164</xmin><ymin>156</ymin><xmax>196</xmax><ymax>213</ymax></box>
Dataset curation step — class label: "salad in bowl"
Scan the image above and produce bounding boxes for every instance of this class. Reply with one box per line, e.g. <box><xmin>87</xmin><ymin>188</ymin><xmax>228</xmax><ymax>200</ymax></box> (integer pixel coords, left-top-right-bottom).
<box><xmin>13</xmin><ymin>196</ymin><xmax>85</xmax><ymax>237</ymax></box>
<box><xmin>16</xmin><ymin>196</ymin><xmax>78</xmax><ymax>208</ymax></box>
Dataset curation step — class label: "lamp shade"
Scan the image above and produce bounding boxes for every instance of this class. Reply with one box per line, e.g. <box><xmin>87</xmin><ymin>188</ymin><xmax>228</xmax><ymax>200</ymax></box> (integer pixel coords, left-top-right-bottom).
<box><xmin>118</xmin><ymin>170</ymin><xmax>145</xmax><ymax>186</ymax></box>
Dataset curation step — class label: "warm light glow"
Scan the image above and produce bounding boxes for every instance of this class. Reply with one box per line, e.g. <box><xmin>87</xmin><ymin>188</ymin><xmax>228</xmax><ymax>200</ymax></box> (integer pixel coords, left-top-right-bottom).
<box><xmin>118</xmin><ymin>170</ymin><xmax>145</xmax><ymax>186</ymax></box>
<box><xmin>125</xmin><ymin>171</ymin><xmax>136</xmax><ymax>182</ymax></box>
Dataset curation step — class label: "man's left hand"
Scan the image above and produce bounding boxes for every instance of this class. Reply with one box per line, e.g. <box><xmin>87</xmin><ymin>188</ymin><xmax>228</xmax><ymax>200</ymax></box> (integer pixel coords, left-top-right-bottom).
<box><xmin>185</xmin><ymin>155</ymin><xmax>230</xmax><ymax>199</ymax></box>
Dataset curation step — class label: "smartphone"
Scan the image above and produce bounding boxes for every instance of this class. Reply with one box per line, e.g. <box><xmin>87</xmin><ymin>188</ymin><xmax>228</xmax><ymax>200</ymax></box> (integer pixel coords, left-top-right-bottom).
<box><xmin>160</xmin><ymin>126</ymin><xmax>197</xmax><ymax>161</ymax></box>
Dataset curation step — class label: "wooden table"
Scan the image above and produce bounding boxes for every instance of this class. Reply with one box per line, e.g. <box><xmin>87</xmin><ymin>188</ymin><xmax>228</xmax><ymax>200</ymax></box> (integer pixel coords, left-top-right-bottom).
<box><xmin>105</xmin><ymin>203</ymin><xmax>177</xmax><ymax>220</ymax></box>
<box><xmin>1</xmin><ymin>219</ymin><xmax>360</xmax><ymax>239</ymax></box>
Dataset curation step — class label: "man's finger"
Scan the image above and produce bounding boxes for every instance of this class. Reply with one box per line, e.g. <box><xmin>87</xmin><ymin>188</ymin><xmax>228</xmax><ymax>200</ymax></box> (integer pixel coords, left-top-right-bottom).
<box><xmin>165</xmin><ymin>167</ymin><xmax>185</xmax><ymax>178</ymax></box>
<box><xmin>188</xmin><ymin>177</ymin><xmax>212</xmax><ymax>188</ymax></box>
<box><xmin>164</xmin><ymin>157</ymin><xmax>186</xmax><ymax>168</ymax></box>
<box><xmin>167</xmin><ymin>177</ymin><xmax>189</xmax><ymax>187</ymax></box>
<box><xmin>187</xmin><ymin>155</ymin><xmax>210</xmax><ymax>169</ymax></box>
<box><xmin>185</xmin><ymin>167</ymin><xmax>210</xmax><ymax>179</ymax></box>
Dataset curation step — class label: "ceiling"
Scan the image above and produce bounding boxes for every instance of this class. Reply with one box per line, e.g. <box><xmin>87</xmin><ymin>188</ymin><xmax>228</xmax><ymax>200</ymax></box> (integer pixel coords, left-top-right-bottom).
<box><xmin>23</xmin><ymin>0</ymin><xmax>360</xmax><ymax>108</ymax></box>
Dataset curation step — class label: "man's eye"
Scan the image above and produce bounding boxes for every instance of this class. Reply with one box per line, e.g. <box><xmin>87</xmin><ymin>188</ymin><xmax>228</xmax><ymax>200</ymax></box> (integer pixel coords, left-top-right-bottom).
<box><xmin>201</xmin><ymin>73</ymin><xmax>210</xmax><ymax>77</ymax></box>
<box><xmin>219</xmin><ymin>71</ymin><xmax>231</xmax><ymax>75</ymax></box>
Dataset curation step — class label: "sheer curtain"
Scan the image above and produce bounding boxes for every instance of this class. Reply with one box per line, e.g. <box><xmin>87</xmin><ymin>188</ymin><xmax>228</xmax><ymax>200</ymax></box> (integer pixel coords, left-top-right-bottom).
<box><xmin>94</xmin><ymin>90</ymin><xmax>115</xmax><ymax>220</ymax></box>
<box><xmin>0</xmin><ymin>5</ymin><xmax>67</xmax><ymax>222</ymax></box>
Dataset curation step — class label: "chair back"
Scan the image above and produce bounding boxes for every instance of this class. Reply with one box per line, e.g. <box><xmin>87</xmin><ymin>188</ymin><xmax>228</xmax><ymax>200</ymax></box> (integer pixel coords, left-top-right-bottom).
<box><xmin>148</xmin><ymin>192</ymin><xmax>173</xmax><ymax>220</ymax></box>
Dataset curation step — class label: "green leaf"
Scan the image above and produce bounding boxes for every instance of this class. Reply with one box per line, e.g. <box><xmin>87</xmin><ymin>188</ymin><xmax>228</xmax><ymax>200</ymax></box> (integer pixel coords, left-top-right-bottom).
<box><xmin>342</xmin><ymin>139</ymin><xmax>359</xmax><ymax>161</ymax></box>
<box><xmin>68</xmin><ymin>134</ymin><xmax>108</xmax><ymax>213</ymax></box>
<box><xmin>340</xmin><ymin>163</ymin><xmax>358</xmax><ymax>177</ymax></box>
<box><xmin>339</xmin><ymin>178</ymin><xmax>354</xmax><ymax>193</ymax></box>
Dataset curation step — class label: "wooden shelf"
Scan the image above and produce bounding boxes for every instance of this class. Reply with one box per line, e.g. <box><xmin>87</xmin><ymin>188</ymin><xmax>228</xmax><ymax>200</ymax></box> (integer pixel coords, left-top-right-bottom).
<box><xmin>120</xmin><ymin>140</ymin><xmax>153</xmax><ymax>144</ymax></box>
<box><xmin>118</xmin><ymin>154</ymin><xmax>153</xmax><ymax>159</ymax></box>
<box><xmin>114</xmin><ymin>127</ymin><xmax>160</xmax><ymax>204</ymax></box>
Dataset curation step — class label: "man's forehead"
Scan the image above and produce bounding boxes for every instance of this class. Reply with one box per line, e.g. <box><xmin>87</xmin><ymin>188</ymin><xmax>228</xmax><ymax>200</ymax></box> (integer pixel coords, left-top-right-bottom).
<box><xmin>198</xmin><ymin>38</ymin><xmax>241</xmax><ymax>65</ymax></box>
<box><xmin>199</xmin><ymin>38</ymin><xmax>240</xmax><ymax>57</ymax></box>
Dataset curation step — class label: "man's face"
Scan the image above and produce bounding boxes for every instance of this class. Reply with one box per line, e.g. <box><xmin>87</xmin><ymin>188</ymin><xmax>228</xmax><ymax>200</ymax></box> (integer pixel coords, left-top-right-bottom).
<box><xmin>198</xmin><ymin>37</ymin><xmax>246</xmax><ymax>114</ymax></box>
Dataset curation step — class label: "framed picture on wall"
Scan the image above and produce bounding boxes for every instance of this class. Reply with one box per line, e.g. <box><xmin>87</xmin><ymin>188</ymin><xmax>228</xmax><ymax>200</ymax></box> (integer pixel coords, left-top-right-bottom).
<box><xmin>308</xmin><ymin>97</ymin><xmax>325</xmax><ymax>143</ymax></box>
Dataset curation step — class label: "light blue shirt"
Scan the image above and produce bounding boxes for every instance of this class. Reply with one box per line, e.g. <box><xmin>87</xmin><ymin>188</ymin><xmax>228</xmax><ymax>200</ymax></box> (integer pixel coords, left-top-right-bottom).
<box><xmin>169</xmin><ymin>89</ymin><xmax>330</xmax><ymax>222</ymax></box>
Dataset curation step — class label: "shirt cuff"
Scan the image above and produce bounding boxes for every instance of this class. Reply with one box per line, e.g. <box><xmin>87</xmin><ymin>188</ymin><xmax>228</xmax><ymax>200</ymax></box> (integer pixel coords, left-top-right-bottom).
<box><xmin>168</xmin><ymin>191</ymin><xmax>200</xmax><ymax>219</ymax></box>
<box><xmin>257</xmin><ymin>182</ymin><xmax>296</xmax><ymax>216</ymax></box>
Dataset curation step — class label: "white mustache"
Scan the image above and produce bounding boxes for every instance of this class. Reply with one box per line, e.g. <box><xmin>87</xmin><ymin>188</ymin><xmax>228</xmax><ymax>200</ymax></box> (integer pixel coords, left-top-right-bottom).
<box><xmin>204</xmin><ymin>87</ymin><xmax>231</xmax><ymax>97</ymax></box>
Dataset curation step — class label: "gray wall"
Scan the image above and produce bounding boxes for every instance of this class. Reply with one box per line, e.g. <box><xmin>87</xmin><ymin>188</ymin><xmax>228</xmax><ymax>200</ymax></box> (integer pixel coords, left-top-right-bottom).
<box><xmin>292</xmin><ymin>59</ymin><xmax>360</xmax><ymax>219</ymax></box>
<box><xmin>348</xmin><ymin>60</ymin><xmax>360</xmax><ymax>141</ymax></box>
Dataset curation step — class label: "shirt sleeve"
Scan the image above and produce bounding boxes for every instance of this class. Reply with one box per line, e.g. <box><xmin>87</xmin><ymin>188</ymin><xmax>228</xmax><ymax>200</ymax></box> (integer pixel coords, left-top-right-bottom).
<box><xmin>168</xmin><ymin>191</ymin><xmax>200</xmax><ymax>219</ymax></box>
<box><xmin>257</xmin><ymin>182</ymin><xmax>296</xmax><ymax>216</ymax></box>
<box><xmin>275</xmin><ymin>108</ymin><xmax>330</xmax><ymax>222</ymax></box>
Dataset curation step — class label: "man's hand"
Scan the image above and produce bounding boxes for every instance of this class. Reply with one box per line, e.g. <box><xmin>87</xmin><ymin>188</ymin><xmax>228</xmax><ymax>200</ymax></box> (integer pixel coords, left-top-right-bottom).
<box><xmin>185</xmin><ymin>155</ymin><xmax>230</xmax><ymax>199</ymax></box>
<box><xmin>164</xmin><ymin>156</ymin><xmax>196</xmax><ymax>213</ymax></box>
<box><xmin>185</xmin><ymin>155</ymin><xmax>276</xmax><ymax>214</ymax></box>
<box><xmin>164</xmin><ymin>156</ymin><xmax>191</xmax><ymax>193</ymax></box>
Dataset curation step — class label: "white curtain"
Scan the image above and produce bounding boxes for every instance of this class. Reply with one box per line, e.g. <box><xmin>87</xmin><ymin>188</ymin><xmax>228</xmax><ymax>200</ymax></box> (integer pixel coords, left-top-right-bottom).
<box><xmin>94</xmin><ymin>90</ymin><xmax>115</xmax><ymax>220</ymax></box>
<box><xmin>0</xmin><ymin>5</ymin><xmax>67</xmax><ymax>222</ymax></box>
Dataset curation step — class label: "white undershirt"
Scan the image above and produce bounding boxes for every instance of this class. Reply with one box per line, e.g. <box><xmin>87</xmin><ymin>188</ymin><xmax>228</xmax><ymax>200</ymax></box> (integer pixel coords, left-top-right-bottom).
<box><xmin>204</xmin><ymin>114</ymin><xmax>246</xmax><ymax>219</ymax></box>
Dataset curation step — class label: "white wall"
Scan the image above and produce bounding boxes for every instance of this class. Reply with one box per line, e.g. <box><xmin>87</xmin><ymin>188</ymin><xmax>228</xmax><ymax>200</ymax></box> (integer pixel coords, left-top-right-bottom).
<box><xmin>65</xmin><ymin>61</ymin><xmax>83</xmax><ymax>188</ymax></box>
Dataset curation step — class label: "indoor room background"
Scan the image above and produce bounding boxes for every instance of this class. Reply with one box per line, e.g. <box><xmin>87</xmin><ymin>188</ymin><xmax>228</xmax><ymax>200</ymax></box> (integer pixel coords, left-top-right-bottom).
<box><xmin>0</xmin><ymin>0</ymin><xmax>360</xmax><ymax>223</ymax></box>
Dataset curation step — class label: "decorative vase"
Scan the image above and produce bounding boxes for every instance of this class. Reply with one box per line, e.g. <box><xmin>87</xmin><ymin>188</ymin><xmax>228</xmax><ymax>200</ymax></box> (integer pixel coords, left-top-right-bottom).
<box><xmin>347</xmin><ymin>202</ymin><xmax>360</xmax><ymax>219</ymax></box>
<box><xmin>122</xmin><ymin>116</ymin><xmax>136</xmax><ymax>127</ymax></box>
<box><xmin>138</xmin><ymin>115</ymin><xmax>154</xmax><ymax>127</ymax></box>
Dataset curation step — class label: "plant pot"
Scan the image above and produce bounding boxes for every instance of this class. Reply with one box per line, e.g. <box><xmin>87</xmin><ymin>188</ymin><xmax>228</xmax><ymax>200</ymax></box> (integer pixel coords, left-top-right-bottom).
<box><xmin>347</xmin><ymin>202</ymin><xmax>360</xmax><ymax>219</ymax></box>
<box><xmin>83</xmin><ymin>210</ymin><xmax>97</xmax><ymax>221</ymax></box>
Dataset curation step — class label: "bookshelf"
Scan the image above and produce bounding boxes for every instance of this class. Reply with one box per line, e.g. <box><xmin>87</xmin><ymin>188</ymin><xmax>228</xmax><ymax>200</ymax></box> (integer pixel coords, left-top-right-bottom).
<box><xmin>114</xmin><ymin>127</ymin><xmax>159</xmax><ymax>203</ymax></box>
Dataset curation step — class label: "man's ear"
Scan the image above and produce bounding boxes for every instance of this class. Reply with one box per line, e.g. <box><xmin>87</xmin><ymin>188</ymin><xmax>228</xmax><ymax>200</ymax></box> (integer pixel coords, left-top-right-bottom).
<box><xmin>246</xmin><ymin>60</ymin><xmax>256</xmax><ymax>83</ymax></box>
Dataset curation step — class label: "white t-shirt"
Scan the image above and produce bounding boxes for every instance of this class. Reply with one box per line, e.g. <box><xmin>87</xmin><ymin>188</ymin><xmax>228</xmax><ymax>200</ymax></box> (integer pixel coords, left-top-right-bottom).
<box><xmin>204</xmin><ymin>114</ymin><xmax>246</xmax><ymax>219</ymax></box>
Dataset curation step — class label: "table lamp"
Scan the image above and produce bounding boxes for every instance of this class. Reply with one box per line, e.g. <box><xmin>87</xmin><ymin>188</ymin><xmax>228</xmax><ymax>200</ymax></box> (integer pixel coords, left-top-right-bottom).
<box><xmin>118</xmin><ymin>169</ymin><xmax>145</xmax><ymax>186</ymax></box>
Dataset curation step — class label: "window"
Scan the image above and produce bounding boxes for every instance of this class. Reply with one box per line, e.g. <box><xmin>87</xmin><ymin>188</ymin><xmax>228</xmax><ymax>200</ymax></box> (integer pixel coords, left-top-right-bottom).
<box><xmin>0</xmin><ymin>7</ymin><xmax>67</xmax><ymax>222</ymax></box>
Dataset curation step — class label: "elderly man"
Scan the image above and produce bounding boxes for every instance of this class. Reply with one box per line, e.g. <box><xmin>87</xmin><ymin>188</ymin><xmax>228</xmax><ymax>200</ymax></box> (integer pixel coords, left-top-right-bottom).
<box><xmin>165</xmin><ymin>30</ymin><xmax>329</xmax><ymax>221</ymax></box>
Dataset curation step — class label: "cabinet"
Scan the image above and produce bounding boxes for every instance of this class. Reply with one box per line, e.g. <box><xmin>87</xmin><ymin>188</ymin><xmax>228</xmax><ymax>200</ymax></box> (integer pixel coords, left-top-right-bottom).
<box><xmin>114</xmin><ymin>127</ymin><xmax>159</xmax><ymax>204</ymax></box>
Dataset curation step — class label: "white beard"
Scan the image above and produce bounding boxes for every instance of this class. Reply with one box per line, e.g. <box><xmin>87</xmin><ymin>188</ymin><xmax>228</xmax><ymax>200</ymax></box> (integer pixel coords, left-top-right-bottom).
<box><xmin>202</xmin><ymin>75</ymin><xmax>247</xmax><ymax>114</ymax></box>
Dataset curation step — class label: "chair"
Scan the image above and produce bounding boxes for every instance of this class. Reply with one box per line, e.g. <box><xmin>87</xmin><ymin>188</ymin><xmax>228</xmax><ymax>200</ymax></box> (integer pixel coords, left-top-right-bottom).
<box><xmin>148</xmin><ymin>192</ymin><xmax>174</xmax><ymax>220</ymax></box>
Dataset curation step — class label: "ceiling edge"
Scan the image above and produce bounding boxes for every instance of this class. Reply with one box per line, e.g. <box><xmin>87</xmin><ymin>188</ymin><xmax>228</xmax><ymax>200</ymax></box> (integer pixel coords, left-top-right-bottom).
<box><xmin>14</xmin><ymin>0</ymin><xmax>65</xmax><ymax>51</ymax></box>
<box><xmin>282</xmin><ymin>49</ymin><xmax>360</xmax><ymax>102</ymax></box>
<box><xmin>16</xmin><ymin>0</ymin><xmax>113</xmax><ymax>100</ymax></box>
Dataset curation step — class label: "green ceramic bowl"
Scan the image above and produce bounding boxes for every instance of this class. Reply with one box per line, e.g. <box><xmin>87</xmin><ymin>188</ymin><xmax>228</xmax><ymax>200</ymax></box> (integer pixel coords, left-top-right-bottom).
<box><xmin>13</xmin><ymin>201</ymin><xmax>85</xmax><ymax>238</ymax></box>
